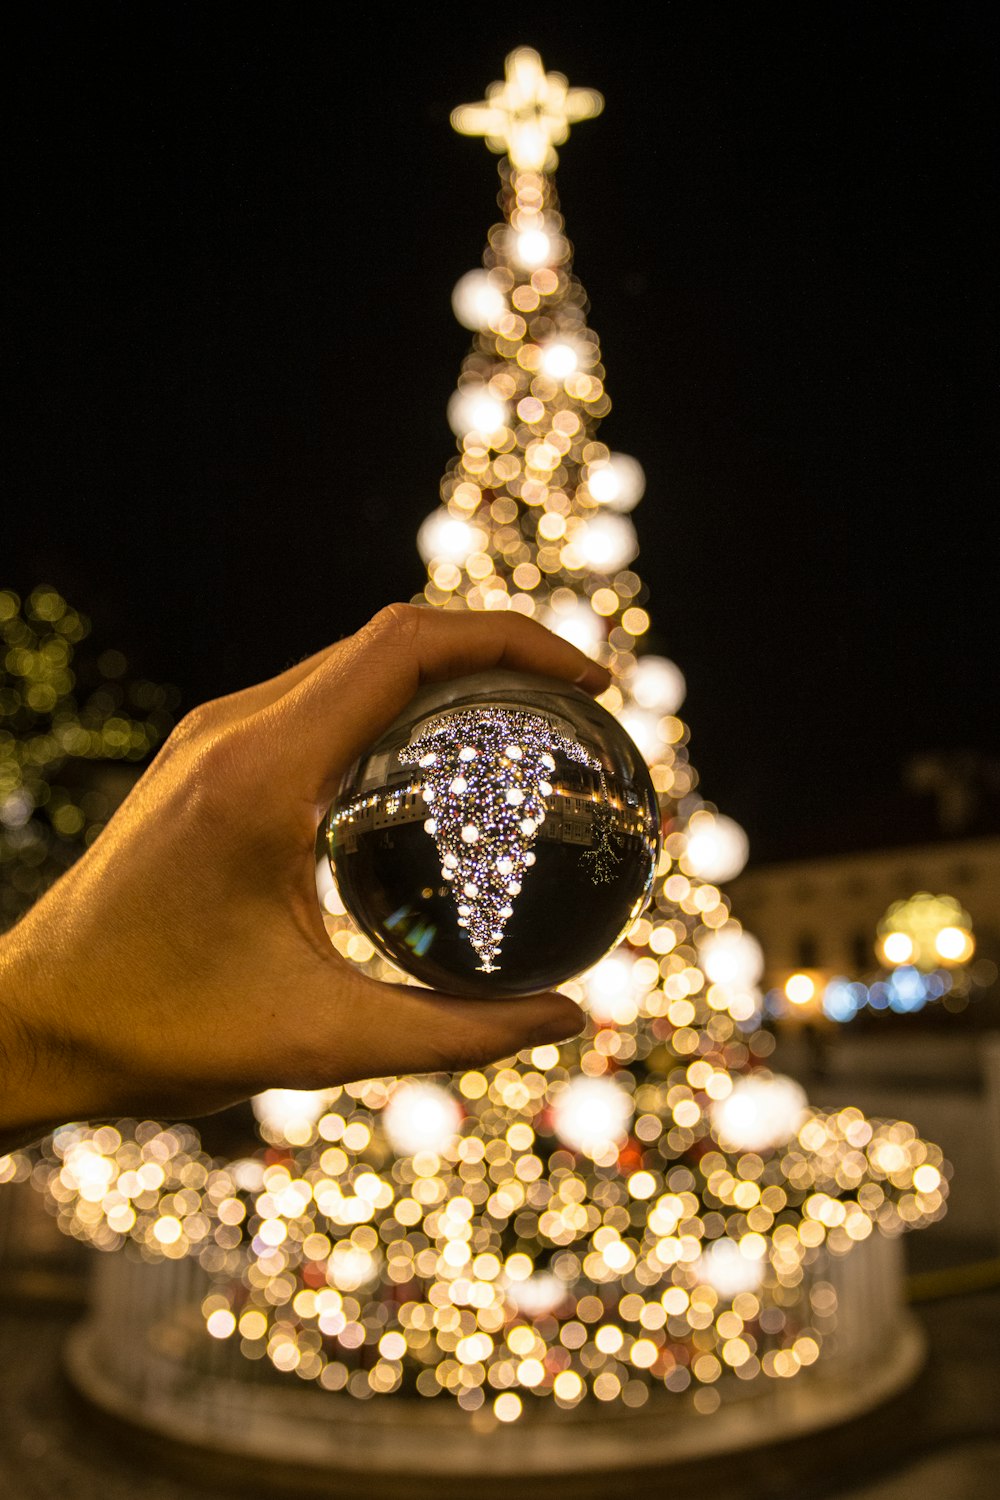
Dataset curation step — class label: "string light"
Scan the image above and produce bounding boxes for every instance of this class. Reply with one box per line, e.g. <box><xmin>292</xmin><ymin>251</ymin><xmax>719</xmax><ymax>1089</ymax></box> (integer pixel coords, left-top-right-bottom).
<box><xmin>447</xmin><ymin>387</ymin><xmax>508</xmax><ymax>438</ymax></box>
<box><xmin>630</xmin><ymin>655</ymin><xmax>686</xmax><ymax>714</ymax></box>
<box><xmin>682</xmin><ymin>810</ymin><xmax>749</xmax><ymax>883</ymax></box>
<box><xmin>710</xmin><ymin>1075</ymin><xmax>808</xmax><ymax>1153</ymax></box>
<box><xmin>585</xmin><ymin>453</ymin><xmax>646</xmax><ymax>511</ymax></box>
<box><xmin>383</xmin><ymin>1081</ymin><xmax>462</xmax><ymax>1155</ymax></box>
<box><xmin>451</xmin><ymin>269</ymin><xmax>506</xmax><ymax>330</ymax></box>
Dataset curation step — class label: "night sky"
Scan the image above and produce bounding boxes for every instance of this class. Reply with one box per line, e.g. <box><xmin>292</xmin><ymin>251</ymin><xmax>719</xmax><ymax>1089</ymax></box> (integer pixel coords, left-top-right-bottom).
<box><xmin>6</xmin><ymin>7</ymin><xmax>996</xmax><ymax>862</ymax></box>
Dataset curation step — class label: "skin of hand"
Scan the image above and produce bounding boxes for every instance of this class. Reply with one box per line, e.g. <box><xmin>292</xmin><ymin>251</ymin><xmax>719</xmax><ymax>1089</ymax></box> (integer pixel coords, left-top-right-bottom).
<box><xmin>0</xmin><ymin>605</ymin><xmax>606</xmax><ymax>1152</ymax></box>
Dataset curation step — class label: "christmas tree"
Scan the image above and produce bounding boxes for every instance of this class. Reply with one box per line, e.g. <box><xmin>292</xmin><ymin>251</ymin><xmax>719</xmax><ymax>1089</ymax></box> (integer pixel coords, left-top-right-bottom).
<box><xmin>13</xmin><ymin>49</ymin><xmax>946</xmax><ymax>1421</ymax></box>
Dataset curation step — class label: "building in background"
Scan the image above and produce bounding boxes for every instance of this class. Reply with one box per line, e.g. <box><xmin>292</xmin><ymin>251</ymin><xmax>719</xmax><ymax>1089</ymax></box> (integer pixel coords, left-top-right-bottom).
<box><xmin>730</xmin><ymin>835</ymin><xmax>1000</xmax><ymax>993</ymax></box>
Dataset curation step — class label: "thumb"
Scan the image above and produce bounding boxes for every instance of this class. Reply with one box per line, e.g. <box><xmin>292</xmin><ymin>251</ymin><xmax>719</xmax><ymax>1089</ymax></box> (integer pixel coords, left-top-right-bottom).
<box><xmin>326</xmin><ymin>972</ymin><xmax>585</xmax><ymax>1082</ymax></box>
<box><xmin>277</xmin><ymin>604</ymin><xmax>610</xmax><ymax>806</ymax></box>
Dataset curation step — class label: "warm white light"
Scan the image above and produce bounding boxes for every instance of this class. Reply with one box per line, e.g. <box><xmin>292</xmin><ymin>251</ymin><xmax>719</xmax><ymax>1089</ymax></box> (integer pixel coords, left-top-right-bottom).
<box><xmin>877</xmin><ymin>893</ymin><xmax>975</xmax><ymax>971</ymax></box>
<box><xmin>586</xmin><ymin>452</ymin><xmax>646</xmax><ymax>511</ymax></box>
<box><xmin>451</xmin><ymin>46</ymin><xmax>603</xmax><ymax>173</ymax></box>
<box><xmin>882</xmin><ymin>931</ymin><xmax>913</xmax><ymax>965</ymax></box>
<box><xmin>328</xmin><ymin>1243</ymin><xmax>378</xmax><ymax>1292</ymax></box>
<box><xmin>710</xmin><ymin>1074</ymin><xmax>807</xmax><ymax>1153</ymax></box>
<box><xmin>417</xmin><ymin>507</ymin><xmax>478</xmax><ymax>565</ymax></box>
<box><xmin>914</xmin><ymin>1165</ymin><xmax>941</xmax><ymax>1193</ymax></box>
<box><xmin>683</xmin><ymin>812</ymin><xmax>749</xmax><ymax>883</ymax></box>
<box><xmin>494</xmin><ymin>1392</ymin><xmax>523</xmax><ymax>1423</ymax></box>
<box><xmin>544</xmin><ymin>600</ymin><xmax>604</xmax><ymax>657</ymax></box>
<box><xmin>451</xmin><ymin>269</ymin><xmax>506</xmax><ymax>330</ymax></box>
<box><xmin>575</xmin><ymin>513</ymin><xmax>638</xmax><ymax>572</ymax></box>
<box><xmin>207</xmin><ymin>1309</ymin><xmax>237</xmax><ymax>1339</ymax></box>
<box><xmin>630</xmin><ymin>656</ymin><xmax>686</xmax><ymax>715</ymax></box>
<box><xmin>784</xmin><ymin>973</ymin><xmax>816</xmax><ymax>1006</ymax></box>
<box><xmin>697</xmin><ymin>1239</ymin><xmax>765</xmax><ymax>1297</ymax></box>
<box><xmin>616</xmin><ymin>707</ymin><xmax>662</xmax><ymax>764</ymax></box>
<box><xmin>584</xmin><ymin>953</ymin><xmax>634</xmax><ymax>1021</ymax></box>
<box><xmin>553</xmin><ymin>1075</ymin><xmax>633</xmax><ymax>1155</ymax></box>
<box><xmin>382</xmin><ymin>1081</ymin><xmax>462</xmax><ymax>1156</ymax></box>
<box><xmin>252</xmin><ymin>1089</ymin><xmax>333</xmax><ymax>1141</ymax></box>
<box><xmin>514</xmin><ymin>228</ymin><xmax>552</xmax><ymax>267</ymax></box>
<box><xmin>447</xmin><ymin>388</ymin><xmax>508</xmax><ymax>437</ymax></box>
<box><xmin>935</xmin><ymin>925</ymin><xmax>973</xmax><ymax>963</ymax></box>
<box><xmin>541</xmin><ymin>342</ymin><xmax>578</xmax><ymax>379</ymax></box>
<box><xmin>507</xmin><ymin>1271</ymin><xmax>565</xmax><ymax>1315</ymax></box>
<box><xmin>697</xmin><ymin>928</ymin><xmax>765</xmax><ymax>988</ymax></box>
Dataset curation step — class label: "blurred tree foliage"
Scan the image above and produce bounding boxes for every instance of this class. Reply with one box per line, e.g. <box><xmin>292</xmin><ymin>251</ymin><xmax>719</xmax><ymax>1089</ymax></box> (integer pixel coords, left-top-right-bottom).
<box><xmin>0</xmin><ymin>586</ymin><xmax>176</xmax><ymax>930</ymax></box>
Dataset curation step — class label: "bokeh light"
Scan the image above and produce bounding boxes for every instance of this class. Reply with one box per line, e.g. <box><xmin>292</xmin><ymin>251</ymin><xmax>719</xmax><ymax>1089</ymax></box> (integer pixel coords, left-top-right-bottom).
<box><xmin>878</xmin><ymin>893</ymin><xmax>975</xmax><ymax>971</ymax></box>
<box><xmin>452</xmin><ymin>269</ymin><xmax>506</xmax><ymax>330</ymax></box>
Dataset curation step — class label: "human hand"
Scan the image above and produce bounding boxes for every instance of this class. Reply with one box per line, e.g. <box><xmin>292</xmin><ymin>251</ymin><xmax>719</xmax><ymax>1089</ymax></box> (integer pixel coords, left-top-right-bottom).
<box><xmin>0</xmin><ymin>605</ymin><xmax>605</xmax><ymax>1150</ymax></box>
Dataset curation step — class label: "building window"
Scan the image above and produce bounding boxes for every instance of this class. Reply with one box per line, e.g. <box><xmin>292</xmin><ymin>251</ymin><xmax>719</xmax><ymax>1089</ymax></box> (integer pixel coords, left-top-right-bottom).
<box><xmin>795</xmin><ymin>933</ymin><xmax>818</xmax><ymax>968</ymax></box>
<box><xmin>851</xmin><ymin>930</ymin><xmax>871</xmax><ymax>973</ymax></box>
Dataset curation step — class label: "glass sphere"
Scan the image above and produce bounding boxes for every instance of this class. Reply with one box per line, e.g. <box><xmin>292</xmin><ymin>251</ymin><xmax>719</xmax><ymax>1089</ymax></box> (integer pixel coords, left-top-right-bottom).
<box><xmin>325</xmin><ymin>670</ymin><xmax>660</xmax><ymax>998</ymax></box>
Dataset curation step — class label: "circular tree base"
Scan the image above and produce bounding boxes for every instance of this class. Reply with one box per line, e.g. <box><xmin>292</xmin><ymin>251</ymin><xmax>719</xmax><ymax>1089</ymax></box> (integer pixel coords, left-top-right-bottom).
<box><xmin>64</xmin><ymin>1233</ymin><xmax>925</xmax><ymax>1481</ymax></box>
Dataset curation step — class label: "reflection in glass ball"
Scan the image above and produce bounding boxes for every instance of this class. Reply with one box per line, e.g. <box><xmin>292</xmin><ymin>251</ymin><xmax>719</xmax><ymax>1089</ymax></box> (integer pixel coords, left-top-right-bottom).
<box><xmin>325</xmin><ymin>671</ymin><xmax>660</xmax><ymax>998</ymax></box>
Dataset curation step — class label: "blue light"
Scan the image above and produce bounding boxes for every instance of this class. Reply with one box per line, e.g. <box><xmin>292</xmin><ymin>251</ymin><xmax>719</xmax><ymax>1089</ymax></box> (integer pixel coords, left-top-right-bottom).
<box><xmin>888</xmin><ymin>966</ymin><xmax>927</xmax><ymax>1012</ymax></box>
<box><xmin>823</xmin><ymin>978</ymin><xmax>859</xmax><ymax>1023</ymax></box>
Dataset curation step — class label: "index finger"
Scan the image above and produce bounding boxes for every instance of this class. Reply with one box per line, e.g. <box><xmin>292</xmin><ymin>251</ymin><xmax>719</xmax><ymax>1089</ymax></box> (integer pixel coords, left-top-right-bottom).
<box><xmin>278</xmin><ymin>604</ymin><xmax>610</xmax><ymax>801</ymax></box>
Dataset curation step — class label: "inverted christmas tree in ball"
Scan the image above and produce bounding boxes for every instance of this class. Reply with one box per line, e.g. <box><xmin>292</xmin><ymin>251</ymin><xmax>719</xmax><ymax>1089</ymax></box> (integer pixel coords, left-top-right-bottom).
<box><xmin>327</xmin><ymin>671</ymin><xmax>659</xmax><ymax>995</ymax></box>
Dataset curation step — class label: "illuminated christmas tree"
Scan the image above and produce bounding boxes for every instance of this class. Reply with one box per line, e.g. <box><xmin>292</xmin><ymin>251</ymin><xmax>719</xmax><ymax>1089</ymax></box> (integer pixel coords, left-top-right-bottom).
<box><xmin>11</xmin><ymin>50</ymin><xmax>946</xmax><ymax>1422</ymax></box>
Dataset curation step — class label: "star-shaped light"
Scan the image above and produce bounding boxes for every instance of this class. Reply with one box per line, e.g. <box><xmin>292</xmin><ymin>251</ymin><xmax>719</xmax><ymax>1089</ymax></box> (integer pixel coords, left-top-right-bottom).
<box><xmin>451</xmin><ymin>47</ymin><xmax>603</xmax><ymax>172</ymax></box>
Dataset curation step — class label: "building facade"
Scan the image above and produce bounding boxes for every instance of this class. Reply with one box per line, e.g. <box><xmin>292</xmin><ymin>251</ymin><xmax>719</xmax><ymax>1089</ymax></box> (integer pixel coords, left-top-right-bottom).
<box><xmin>728</xmin><ymin>836</ymin><xmax>1000</xmax><ymax>988</ymax></box>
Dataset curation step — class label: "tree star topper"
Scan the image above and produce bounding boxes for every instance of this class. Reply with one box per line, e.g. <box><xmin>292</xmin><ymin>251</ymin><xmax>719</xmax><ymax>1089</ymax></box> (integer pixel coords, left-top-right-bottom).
<box><xmin>451</xmin><ymin>46</ymin><xmax>603</xmax><ymax>172</ymax></box>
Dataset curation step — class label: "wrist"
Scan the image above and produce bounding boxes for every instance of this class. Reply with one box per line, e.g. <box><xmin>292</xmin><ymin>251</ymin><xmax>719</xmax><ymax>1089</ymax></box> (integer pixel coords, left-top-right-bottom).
<box><xmin>0</xmin><ymin>917</ymin><xmax>88</xmax><ymax>1151</ymax></box>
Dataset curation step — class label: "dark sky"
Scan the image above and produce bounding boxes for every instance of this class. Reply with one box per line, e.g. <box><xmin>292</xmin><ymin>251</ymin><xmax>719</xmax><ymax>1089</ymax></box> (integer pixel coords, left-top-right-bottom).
<box><xmin>6</xmin><ymin>6</ymin><xmax>996</xmax><ymax>862</ymax></box>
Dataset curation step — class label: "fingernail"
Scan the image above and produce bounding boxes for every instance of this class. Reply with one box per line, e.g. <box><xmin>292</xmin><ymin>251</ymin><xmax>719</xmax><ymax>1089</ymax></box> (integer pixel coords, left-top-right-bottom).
<box><xmin>575</xmin><ymin>664</ymin><xmax>611</xmax><ymax>688</ymax></box>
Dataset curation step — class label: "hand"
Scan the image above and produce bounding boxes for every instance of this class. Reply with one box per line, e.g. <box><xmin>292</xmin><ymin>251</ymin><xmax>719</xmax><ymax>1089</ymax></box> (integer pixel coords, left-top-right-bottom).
<box><xmin>0</xmin><ymin>605</ymin><xmax>603</xmax><ymax>1150</ymax></box>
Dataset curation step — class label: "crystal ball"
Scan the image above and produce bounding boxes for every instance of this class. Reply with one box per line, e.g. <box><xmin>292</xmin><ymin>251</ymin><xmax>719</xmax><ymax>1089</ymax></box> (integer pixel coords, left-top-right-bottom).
<box><xmin>324</xmin><ymin>670</ymin><xmax>660</xmax><ymax>998</ymax></box>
